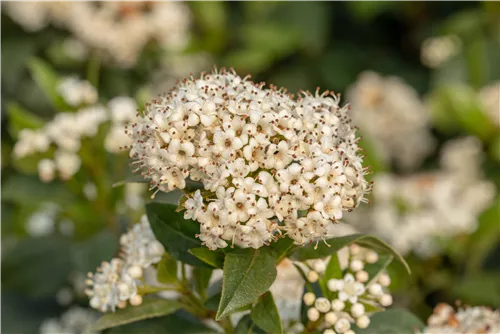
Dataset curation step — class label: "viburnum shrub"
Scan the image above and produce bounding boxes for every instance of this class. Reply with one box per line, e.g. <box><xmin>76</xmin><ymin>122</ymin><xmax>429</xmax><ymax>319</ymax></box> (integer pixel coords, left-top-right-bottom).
<box><xmin>87</xmin><ymin>68</ymin><xmax>411</xmax><ymax>334</ymax></box>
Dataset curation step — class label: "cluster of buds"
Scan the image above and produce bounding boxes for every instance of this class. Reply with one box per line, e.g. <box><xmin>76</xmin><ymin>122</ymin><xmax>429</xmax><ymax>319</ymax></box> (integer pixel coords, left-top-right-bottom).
<box><xmin>421</xmin><ymin>303</ymin><xmax>500</xmax><ymax>334</ymax></box>
<box><xmin>13</xmin><ymin>77</ymin><xmax>137</xmax><ymax>182</ymax></box>
<box><xmin>127</xmin><ymin>68</ymin><xmax>371</xmax><ymax>250</ymax></box>
<box><xmin>300</xmin><ymin>244</ymin><xmax>392</xmax><ymax>334</ymax></box>
<box><xmin>85</xmin><ymin>215</ymin><xmax>164</xmax><ymax>312</ymax></box>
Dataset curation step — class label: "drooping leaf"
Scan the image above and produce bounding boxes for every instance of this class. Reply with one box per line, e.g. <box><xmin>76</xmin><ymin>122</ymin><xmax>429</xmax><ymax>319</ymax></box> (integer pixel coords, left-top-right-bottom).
<box><xmin>91</xmin><ymin>298</ymin><xmax>182</xmax><ymax>331</ymax></box>
<box><xmin>216</xmin><ymin>247</ymin><xmax>277</xmax><ymax>320</ymax></box>
<box><xmin>250</xmin><ymin>291</ymin><xmax>283</xmax><ymax>334</ymax></box>
<box><xmin>145</xmin><ymin>202</ymin><xmax>207</xmax><ymax>267</ymax></box>
<box><xmin>189</xmin><ymin>247</ymin><xmax>225</xmax><ymax>269</ymax></box>
<box><xmin>27</xmin><ymin>58</ymin><xmax>68</xmax><ymax>110</ymax></box>
<box><xmin>352</xmin><ymin>308</ymin><xmax>425</xmax><ymax>334</ymax></box>
<box><xmin>291</xmin><ymin>234</ymin><xmax>410</xmax><ymax>274</ymax></box>
<box><xmin>156</xmin><ymin>255</ymin><xmax>178</xmax><ymax>285</ymax></box>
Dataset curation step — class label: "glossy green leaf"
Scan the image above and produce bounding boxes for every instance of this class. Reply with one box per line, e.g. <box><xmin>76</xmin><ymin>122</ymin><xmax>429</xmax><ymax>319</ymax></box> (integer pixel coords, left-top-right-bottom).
<box><xmin>145</xmin><ymin>202</ymin><xmax>207</xmax><ymax>267</ymax></box>
<box><xmin>291</xmin><ymin>234</ymin><xmax>410</xmax><ymax>274</ymax></box>
<box><xmin>216</xmin><ymin>247</ymin><xmax>277</xmax><ymax>320</ymax></box>
<box><xmin>250</xmin><ymin>291</ymin><xmax>282</xmax><ymax>334</ymax></box>
<box><xmin>352</xmin><ymin>308</ymin><xmax>425</xmax><ymax>334</ymax></box>
<box><xmin>6</xmin><ymin>102</ymin><xmax>45</xmax><ymax>138</ymax></box>
<box><xmin>156</xmin><ymin>255</ymin><xmax>178</xmax><ymax>285</ymax></box>
<box><xmin>324</xmin><ymin>253</ymin><xmax>343</xmax><ymax>280</ymax></box>
<box><xmin>365</xmin><ymin>254</ymin><xmax>393</xmax><ymax>286</ymax></box>
<box><xmin>92</xmin><ymin>298</ymin><xmax>182</xmax><ymax>331</ymax></box>
<box><xmin>189</xmin><ymin>247</ymin><xmax>225</xmax><ymax>268</ymax></box>
<box><xmin>270</xmin><ymin>237</ymin><xmax>296</xmax><ymax>263</ymax></box>
<box><xmin>27</xmin><ymin>58</ymin><xmax>68</xmax><ymax>110</ymax></box>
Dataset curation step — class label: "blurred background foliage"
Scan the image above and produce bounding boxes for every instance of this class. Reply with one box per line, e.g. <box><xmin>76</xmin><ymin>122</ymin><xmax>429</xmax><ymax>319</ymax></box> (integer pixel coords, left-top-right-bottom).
<box><xmin>1</xmin><ymin>1</ymin><xmax>500</xmax><ymax>333</ymax></box>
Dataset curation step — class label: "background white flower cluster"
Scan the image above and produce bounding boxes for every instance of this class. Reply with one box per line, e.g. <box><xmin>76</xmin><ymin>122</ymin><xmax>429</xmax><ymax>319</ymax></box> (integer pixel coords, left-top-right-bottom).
<box><xmin>3</xmin><ymin>1</ymin><xmax>190</xmax><ymax>67</ymax></box>
<box><xmin>128</xmin><ymin>69</ymin><xmax>371</xmax><ymax>250</ymax></box>
<box><xmin>13</xmin><ymin>77</ymin><xmax>137</xmax><ymax>182</ymax></box>
<box><xmin>421</xmin><ymin>303</ymin><xmax>500</xmax><ymax>334</ymax></box>
<box><xmin>347</xmin><ymin>136</ymin><xmax>495</xmax><ymax>257</ymax></box>
<box><xmin>85</xmin><ymin>215</ymin><xmax>165</xmax><ymax>312</ymax></box>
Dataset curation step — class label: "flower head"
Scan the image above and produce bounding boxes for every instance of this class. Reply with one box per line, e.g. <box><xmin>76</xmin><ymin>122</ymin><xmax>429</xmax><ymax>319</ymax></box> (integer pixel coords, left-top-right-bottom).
<box><xmin>128</xmin><ymin>69</ymin><xmax>370</xmax><ymax>250</ymax></box>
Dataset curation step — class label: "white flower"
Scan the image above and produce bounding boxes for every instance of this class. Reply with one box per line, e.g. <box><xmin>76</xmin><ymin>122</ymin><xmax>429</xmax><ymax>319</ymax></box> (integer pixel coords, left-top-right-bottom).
<box><xmin>57</xmin><ymin>77</ymin><xmax>98</xmax><ymax>106</ymax></box>
<box><xmin>307</xmin><ymin>307</ymin><xmax>320</xmax><ymax>322</ymax></box>
<box><xmin>128</xmin><ymin>69</ymin><xmax>370</xmax><ymax>249</ymax></box>
<box><xmin>347</xmin><ymin>71</ymin><xmax>434</xmax><ymax>170</ymax></box>
<box><xmin>356</xmin><ymin>315</ymin><xmax>370</xmax><ymax>329</ymax></box>
<box><xmin>337</xmin><ymin>273</ymin><xmax>365</xmax><ymax>304</ymax></box>
<box><xmin>314</xmin><ymin>297</ymin><xmax>331</xmax><ymax>313</ymax></box>
<box><xmin>334</xmin><ymin>318</ymin><xmax>351</xmax><ymax>334</ymax></box>
<box><xmin>54</xmin><ymin>150</ymin><xmax>81</xmax><ymax>180</ymax></box>
<box><xmin>39</xmin><ymin>307</ymin><xmax>99</xmax><ymax>334</ymax></box>
<box><xmin>421</xmin><ymin>35</ymin><xmax>462</xmax><ymax>68</ymax></box>
<box><xmin>184</xmin><ymin>190</ymin><xmax>205</xmax><ymax>221</ymax></box>
<box><xmin>85</xmin><ymin>258</ymin><xmax>137</xmax><ymax>312</ymax></box>
<box><xmin>38</xmin><ymin>159</ymin><xmax>56</xmax><ymax>183</ymax></box>
<box><xmin>421</xmin><ymin>304</ymin><xmax>500</xmax><ymax>334</ymax></box>
<box><xmin>351</xmin><ymin>303</ymin><xmax>365</xmax><ymax>318</ymax></box>
<box><xmin>303</xmin><ymin>292</ymin><xmax>316</xmax><ymax>306</ymax></box>
<box><xmin>120</xmin><ymin>215</ymin><xmax>165</xmax><ymax>268</ymax></box>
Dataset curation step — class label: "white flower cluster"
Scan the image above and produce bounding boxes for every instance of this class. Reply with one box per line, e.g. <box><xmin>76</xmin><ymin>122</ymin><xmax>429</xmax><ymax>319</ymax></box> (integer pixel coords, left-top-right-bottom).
<box><xmin>85</xmin><ymin>215</ymin><xmax>165</xmax><ymax>312</ymax></box>
<box><xmin>347</xmin><ymin>136</ymin><xmax>496</xmax><ymax>257</ymax></box>
<box><xmin>3</xmin><ymin>2</ymin><xmax>190</xmax><ymax>67</ymax></box>
<box><xmin>347</xmin><ymin>71</ymin><xmax>434</xmax><ymax>171</ymax></box>
<box><xmin>127</xmin><ymin>69</ymin><xmax>370</xmax><ymax>250</ymax></box>
<box><xmin>420</xmin><ymin>35</ymin><xmax>462</xmax><ymax>68</ymax></box>
<box><xmin>13</xmin><ymin>77</ymin><xmax>137</xmax><ymax>182</ymax></box>
<box><xmin>301</xmin><ymin>244</ymin><xmax>392</xmax><ymax>334</ymax></box>
<box><xmin>479</xmin><ymin>81</ymin><xmax>500</xmax><ymax>128</ymax></box>
<box><xmin>421</xmin><ymin>303</ymin><xmax>500</xmax><ymax>334</ymax></box>
<box><xmin>39</xmin><ymin>306</ymin><xmax>99</xmax><ymax>334</ymax></box>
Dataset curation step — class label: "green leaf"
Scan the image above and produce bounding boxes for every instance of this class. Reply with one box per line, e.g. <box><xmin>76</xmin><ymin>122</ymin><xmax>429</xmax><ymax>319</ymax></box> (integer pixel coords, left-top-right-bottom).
<box><xmin>250</xmin><ymin>291</ymin><xmax>283</xmax><ymax>334</ymax></box>
<box><xmin>324</xmin><ymin>253</ymin><xmax>343</xmax><ymax>280</ymax></box>
<box><xmin>365</xmin><ymin>254</ymin><xmax>393</xmax><ymax>286</ymax></box>
<box><xmin>452</xmin><ymin>272</ymin><xmax>500</xmax><ymax>306</ymax></box>
<box><xmin>91</xmin><ymin>298</ymin><xmax>182</xmax><ymax>331</ymax></box>
<box><xmin>2</xmin><ymin>174</ymin><xmax>75</xmax><ymax>205</ymax></box>
<box><xmin>156</xmin><ymin>255</ymin><xmax>178</xmax><ymax>285</ymax></box>
<box><xmin>145</xmin><ymin>202</ymin><xmax>207</xmax><ymax>267</ymax></box>
<box><xmin>27</xmin><ymin>58</ymin><xmax>68</xmax><ymax>110</ymax></box>
<box><xmin>352</xmin><ymin>308</ymin><xmax>425</xmax><ymax>334</ymax></box>
<box><xmin>6</xmin><ymin>102</ymin><xmax>45</xmax><ymax>138</ymax></box>
<box><xmin>216</xmin><ymin>248</ymin><xmax>278</xmax><ymax>320</ymax></box>
<box><xmin>193</xmin><ymin>267</ymin><xmax>213</xmax><ymax>300</ymax></box>
<box><xmin>235</xmin><ymin>315</ymin><xmax>266</xmax><ymax>334</ymax></box>
<box><xmin>189</xmin><ymin>247</ymin><xmax>225</xmax><ymax>269</ymax></box>
<box><xmin>270</xmin><ymin>237</ymin><xmax>296</xmax><ymax>263</ymax></box>
<box><xmin>291</xmin><ymin>234</ymin><xmax>410</xmax><ymax>274</ymax></box>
